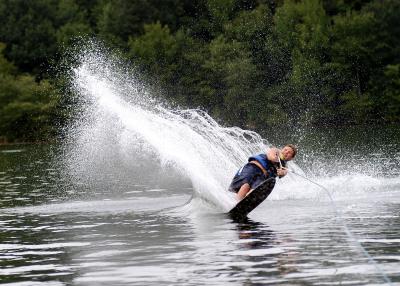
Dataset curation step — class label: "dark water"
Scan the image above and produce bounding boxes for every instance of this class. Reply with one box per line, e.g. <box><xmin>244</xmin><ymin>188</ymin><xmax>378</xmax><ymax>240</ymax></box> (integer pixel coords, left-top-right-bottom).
<box><xmin>1</xmin><ymin>131</ymin><xmax>400</xmax><ymax>285</ymax></box>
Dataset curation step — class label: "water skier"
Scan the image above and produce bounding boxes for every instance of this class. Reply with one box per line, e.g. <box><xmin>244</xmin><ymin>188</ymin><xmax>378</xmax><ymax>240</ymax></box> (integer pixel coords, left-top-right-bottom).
<box><xmin>228</xmin><ymin>144</ymin><xmax>297</xmax><ymax>200</ymax></box>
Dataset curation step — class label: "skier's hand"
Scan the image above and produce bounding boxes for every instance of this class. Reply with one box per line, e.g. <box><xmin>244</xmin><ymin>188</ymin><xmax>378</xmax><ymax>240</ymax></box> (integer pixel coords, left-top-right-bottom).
<box><xmin>277</xmin><ymin>167</ymin><xmax>288</xmax><ymax>178</ymax></box>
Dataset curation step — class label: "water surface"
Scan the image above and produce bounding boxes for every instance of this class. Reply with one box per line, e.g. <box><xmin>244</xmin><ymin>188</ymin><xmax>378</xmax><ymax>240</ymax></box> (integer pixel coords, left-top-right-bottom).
<box><xmin>1</xmin><ymin>143</ymin><xmax>399</xmax><ymax>285</ymax></box>
<box><xmin>1</xmin><ymin>49</ymin><xmax>399</xmax><ymax>285</ymax></box>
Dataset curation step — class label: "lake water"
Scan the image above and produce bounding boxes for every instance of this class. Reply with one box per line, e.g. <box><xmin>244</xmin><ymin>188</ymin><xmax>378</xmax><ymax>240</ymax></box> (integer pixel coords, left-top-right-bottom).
<box><xmin>1</xmin><ymin>49</ymin><xmax>400</xmax><ymax>285</ymax></box>
<box><xmin>0</xmin><ymin>138</ymin><xmax>399</xmax><ymax>286</ymax></box>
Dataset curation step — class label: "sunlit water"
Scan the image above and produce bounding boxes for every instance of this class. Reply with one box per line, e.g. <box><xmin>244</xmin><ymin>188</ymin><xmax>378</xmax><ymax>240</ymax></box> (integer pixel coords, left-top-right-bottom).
<box><xmin>1</xmin><ymin>49</ymin><xmax>400</xmax><ymax>285</ymax></box>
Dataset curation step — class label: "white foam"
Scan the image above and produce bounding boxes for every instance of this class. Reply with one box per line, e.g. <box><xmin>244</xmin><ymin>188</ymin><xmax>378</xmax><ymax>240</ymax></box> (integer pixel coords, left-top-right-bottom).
<box><xmin>64</xmin><ymin>50</ymin><xmax>276</xmax><ymax>211</ymax></box>
<box><xmin>63</xmin><ymin>48</ymin><xmax>400</xmax><ymax>212</ymax></box>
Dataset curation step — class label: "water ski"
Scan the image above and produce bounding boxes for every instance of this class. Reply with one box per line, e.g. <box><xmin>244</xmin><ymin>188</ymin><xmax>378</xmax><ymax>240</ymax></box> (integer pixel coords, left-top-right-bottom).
<box><xmin>228</xmin><ymin>178</ymin><xmax>276</xmax><ymax>220</ymax></box>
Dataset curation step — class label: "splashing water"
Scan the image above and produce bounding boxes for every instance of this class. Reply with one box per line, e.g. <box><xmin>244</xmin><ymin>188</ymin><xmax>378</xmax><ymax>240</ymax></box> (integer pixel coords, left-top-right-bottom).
<box><xmin>61</xmin><ymin>47</ymin><xmax>399</xmax><ymax>213</ymax></box>
<box><xmin>62</xmin><ymin>49</ymin><xmax>294</xmax><ymax>211</ymax></box>
<box><xmin>1</xmin><ymin>46</ymin><xmax>399</xmax><ymax>286</ymax></box>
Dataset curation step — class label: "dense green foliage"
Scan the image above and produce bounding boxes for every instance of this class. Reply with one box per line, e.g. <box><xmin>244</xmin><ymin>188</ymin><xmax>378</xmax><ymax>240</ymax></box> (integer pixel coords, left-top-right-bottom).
<box><xmin>0</xmin><ymin>0</ymin><xmax>399</xmax><ymax>141</ymax></box>
<box><xmin>0</xmin><ymin>44</ymin><xmax>61</xmax><ymax>142</ymax></box>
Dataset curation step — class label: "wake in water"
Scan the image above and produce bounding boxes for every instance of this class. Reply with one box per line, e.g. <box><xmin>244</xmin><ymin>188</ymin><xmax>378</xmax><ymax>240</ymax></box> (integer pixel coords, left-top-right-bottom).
<box><xmin>61</xmin><ymin>46</ymin><xmax>399</xmax><ymax>212</ymax></box>
<box><xmin>61</xmin><ymin>47</ymin><xmax>290</xmax><ymax>211</ymax></box>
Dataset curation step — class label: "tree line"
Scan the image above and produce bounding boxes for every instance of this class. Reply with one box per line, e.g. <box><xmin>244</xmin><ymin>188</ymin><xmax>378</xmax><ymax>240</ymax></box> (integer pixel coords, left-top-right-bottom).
<box><xmin>0</xmin><ymin>0</ymin><xmax>399</xmax><ymax>142</ymax></box>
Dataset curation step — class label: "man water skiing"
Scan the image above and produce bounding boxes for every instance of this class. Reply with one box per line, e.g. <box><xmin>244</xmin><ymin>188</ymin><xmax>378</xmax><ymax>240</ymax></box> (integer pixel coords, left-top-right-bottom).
<box><xmin>228</xmin><ymin>144</ymin><xmax>297</xmax><ymax>200</ymax></box>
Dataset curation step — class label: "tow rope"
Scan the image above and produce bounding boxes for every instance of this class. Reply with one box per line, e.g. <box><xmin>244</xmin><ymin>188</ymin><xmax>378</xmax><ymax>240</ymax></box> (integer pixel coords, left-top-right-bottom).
<box><xmin>290</xmin><ymin>170</ymin><xmax>393</xmax><ymax>285</ymax></box>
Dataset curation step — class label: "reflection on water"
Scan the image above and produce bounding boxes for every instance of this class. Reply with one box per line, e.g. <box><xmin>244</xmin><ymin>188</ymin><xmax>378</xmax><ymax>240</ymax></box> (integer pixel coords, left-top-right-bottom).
<box><xmin>235</xmin><ymin>219</ymin><xmax>300</xmax><ymax>277</ymax></box>
<box><xmin>1</xmin><ymin>142</ymin><xmax>400</xmax><ymax>285</ymax></box>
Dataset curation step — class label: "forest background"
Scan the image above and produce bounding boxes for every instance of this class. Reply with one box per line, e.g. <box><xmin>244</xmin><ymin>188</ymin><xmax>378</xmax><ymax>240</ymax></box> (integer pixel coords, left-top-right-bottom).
<box><xmin>0</xmin><ymin>0</ymin><xmax>399</xmax><ymax>142</ymax></box>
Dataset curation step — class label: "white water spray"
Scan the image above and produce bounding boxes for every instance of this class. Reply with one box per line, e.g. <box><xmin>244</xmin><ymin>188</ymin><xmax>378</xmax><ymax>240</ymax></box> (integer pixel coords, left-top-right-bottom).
<box><xmin>62</xmin><ymin>48</ymin><xmax>399</xmax><ymax>212</ymax></box>
<box><xmin>64</xmin><ymin>50</ymin><xmax>280</xmax><ymax>210</ymax></box>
